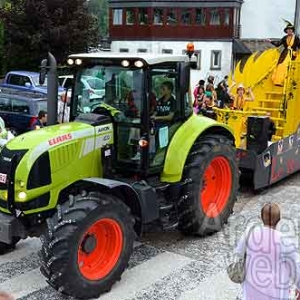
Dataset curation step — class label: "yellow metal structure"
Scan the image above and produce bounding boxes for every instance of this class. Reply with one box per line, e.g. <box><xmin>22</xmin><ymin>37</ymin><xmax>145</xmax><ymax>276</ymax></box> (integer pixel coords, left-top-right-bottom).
<box><xmin>215</xmin><ymin>48</ymin><xmax>300</xmax><ymax>148</ymax></box>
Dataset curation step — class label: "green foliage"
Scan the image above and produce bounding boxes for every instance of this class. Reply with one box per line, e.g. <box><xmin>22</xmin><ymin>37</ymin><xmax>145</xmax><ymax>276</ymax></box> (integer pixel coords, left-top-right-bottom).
<box><xmin>0</xmin><ymin>0</ymin><xmax>99</xmax><ymax>71</ymax></box>
<box><xmin>87</xmin><ymin>0</ymin><xmax>108</xmax><ymax>37</ymax></box>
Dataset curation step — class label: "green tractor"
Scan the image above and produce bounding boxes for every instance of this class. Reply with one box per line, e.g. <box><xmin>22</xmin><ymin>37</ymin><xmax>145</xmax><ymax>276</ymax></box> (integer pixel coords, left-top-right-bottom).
<box><xmin>0</xmin><ymin>50</ymin><xmax>238</xmax><ymax>299</ymax></box>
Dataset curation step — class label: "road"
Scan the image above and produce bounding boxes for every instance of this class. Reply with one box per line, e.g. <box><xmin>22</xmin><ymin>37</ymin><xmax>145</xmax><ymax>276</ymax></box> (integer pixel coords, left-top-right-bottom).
<box><xmin>1</xmin><ymin>173</ymin><xmax>300</xmax><ymax>300</ymax></box>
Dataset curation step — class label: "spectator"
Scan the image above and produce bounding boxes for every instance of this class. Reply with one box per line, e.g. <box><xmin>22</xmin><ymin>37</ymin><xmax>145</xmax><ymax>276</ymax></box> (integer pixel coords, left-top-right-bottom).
<box><xmin>201</xmin><ymin>91</ymin><xmax>217</xmax><ymax>120</ymax></box>
<box><xmin>234</xmin><ymin>203</ymin><xmax>300</xmax><ymax>299</ymax></box>
<box><xmin>193</xmin><ymin>85</ymin><xmax>205</xmax><ymax>114</ymax></box>
<box><xmin>205</xmin><ymin>83</ymin><xmax>217</xmax><ymax>106</ymax></box>
<box><xmin>216</xmin><ymin>76</ymin><xmax>231</xmax><ymax>108</ymax></box>
<box><xmin>193</xmin><ymin>80</ymin><xmax>205</xmax><ymax>102</ymax></box>
<box><xmin>58</xmin><ymin>91</ymin><xmax>70</xmax><ymax>123</ymax></box>
<box><xmin>30</xmin><ymin>110</ymin><xmax>47</xmax><ymax>130</ymax></box>
<box><xmin>207</xmin><ymin>75</ymin><xmax>215</xmax><ymax>85</ymax></box>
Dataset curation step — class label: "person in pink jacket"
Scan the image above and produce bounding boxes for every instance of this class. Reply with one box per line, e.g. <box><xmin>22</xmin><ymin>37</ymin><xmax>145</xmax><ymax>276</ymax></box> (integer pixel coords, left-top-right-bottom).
<box><xmin>0</xmin><ymin>291</ymin><xmax>14</xmax><ymax>300</ymax></box>
<box><xmin>235</xmin><ymin>203</ymin><xmax>300</xmax><ymax>299</ymax></box>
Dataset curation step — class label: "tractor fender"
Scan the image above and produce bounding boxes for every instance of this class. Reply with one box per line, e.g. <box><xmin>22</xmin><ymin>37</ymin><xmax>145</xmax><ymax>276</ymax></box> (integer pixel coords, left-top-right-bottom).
<box><xmin>161</xmin><ymin>114</ymin><xmax>235</xmax><ymax>183</ymax></box>
<box><xmin>75</xmin><ymin>178</ymin><xmax>145</xmax><ymax>234</ymax></box>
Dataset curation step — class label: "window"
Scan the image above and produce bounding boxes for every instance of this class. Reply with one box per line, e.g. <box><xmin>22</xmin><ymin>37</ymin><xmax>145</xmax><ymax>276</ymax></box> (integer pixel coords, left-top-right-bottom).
<box><xmin>211</xmin><ymin>50</ymin><xmax>222</xmax><ymax>70</ymax></box>
<box><xmin>139</xmin><ymin>8</ymin><xmax>148</xmax><ymax>25</ymax></box>
<box><xmin>195</xmin><ymin>51</ymin><xmax>201</xmax><ymax>70</ymax></box>
<box><xmin>19</xmin><ymin>76</ymin><xmax>32</xmax><ymax>86</ymax></box>
<box><xmin>11</xmin><ymin>99</ymin><xmax>30</xmax><ymax>114</ymax></box>
<box><xmin>113</xmin><ymin>9</ymin><xmax>123</xmax><ymax>25</ymax></box>
<box><xmin>64</xmin><ymin>78</ymin><xmax>74</xmax><ymax>90</ymax></box>
<box><xmin>162</xmin><ymin>49</ymin><xmax>173</xmax><ymax>54</ymax></box>
<box><xmin>7</xmin><ymin>74</ymin><xmax>21</xmax><ymax>86</ymax></box>
<box><xmin>0</xmin><ymin>97</ymin><xmax>11</xmax><ymax>111</ymax></box>
<box><xmin>36</xmin><ymin>100</ymin><xmax>47</xmax><ymax>112</ymax></box>
<box><xmin>181</xmin><ymin>8</ymin><xmax>191</xmax><ymax>25</ymax></box>
<box><xmin>126</xmin><ymin>8</ymin><xmax>135</xmax><ymax>25</ymax></box>
<box><xmin>137</xmin><ymin>49</ymin><xmax>147</xmax><ymax>53</ymax></box>
<box><xmin>195</xmin><ymin>8</ymin><xmax>206</xmax><ymax>25</ymax></box>
<box><xmin>167</xmin><ymin>9</ymin><xmax>177</xmax><ymax>25</ymax></box>
<box><xmin>154</xmin><ymin>8</ymin><xmax>164</xmax><ymax>25</ymax></box>
<box><xmin>224</xmin><ymin>9</ymin><xmax>230</xmax><ymax>26</ymax></box>
<box><xmin>120</xmin><ymin>48</ymin><xmax>129</xmax><ymax>53</ymax></box>
<box><xmin>210</xmin><ymin>8</ymin><xmax>221</xmax><ymax>25</ymax></box>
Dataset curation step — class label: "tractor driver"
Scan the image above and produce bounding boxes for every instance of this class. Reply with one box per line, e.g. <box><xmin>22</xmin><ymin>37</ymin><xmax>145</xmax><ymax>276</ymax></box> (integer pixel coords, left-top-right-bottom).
<box><xmin>151</xmin><ymin>81</ymin><xmax>176</xmax><ymax>125</ymax></box>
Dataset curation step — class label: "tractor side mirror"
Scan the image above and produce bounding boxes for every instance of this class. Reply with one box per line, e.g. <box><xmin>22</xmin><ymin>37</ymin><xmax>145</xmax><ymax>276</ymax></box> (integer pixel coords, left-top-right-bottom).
<box><xmin>39</xmin><ymin>59</ymin><xmax>48</xmax><ymax>85</ymax></box>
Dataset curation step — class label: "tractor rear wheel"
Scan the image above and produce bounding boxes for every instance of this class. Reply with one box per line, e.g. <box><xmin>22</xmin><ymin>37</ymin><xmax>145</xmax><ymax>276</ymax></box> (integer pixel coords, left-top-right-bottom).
<box><xmin>39</xmin><ymin>191</ymin><xmax>135</xmax><ymax>300</ymax></box>
<box><xmin>178</xmin><ymin>134</ymin><xmax>238</xmax><ymax>236</ymax></box>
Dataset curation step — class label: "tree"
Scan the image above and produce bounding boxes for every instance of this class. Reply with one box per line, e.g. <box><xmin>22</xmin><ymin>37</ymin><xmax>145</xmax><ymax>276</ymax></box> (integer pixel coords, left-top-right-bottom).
<box><xmin>0</xmin><ymin>0</ymin><xmax>99</xmax><ymax>71</ymax></box>
<box><xmin>87</xmin><ymin>0</ymin><xmax>108</xmax><ymax>37</ymax></box>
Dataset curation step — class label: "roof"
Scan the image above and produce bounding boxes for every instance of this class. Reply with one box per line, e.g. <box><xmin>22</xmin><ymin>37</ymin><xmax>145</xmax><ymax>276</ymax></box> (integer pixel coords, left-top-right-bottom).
<box><xmin>109</xmin><ymin>0</ymin><xmax>243</xmax><ymax>8</ymax></box>
<box><xmin>7</xmin><ymin>71</ymin><xmax>39</xmax><ymax>77</ymax></box>
<box><xmin>69</xmin><ymin>52</ymin><xmax>191</xmax><ymax>65</ymax></box>
<box><xmin>0</xmin><ymin>87</ymin><xmax>46</xmax><ymax>100</ymax></box>
<box><xmin>233</xmin><ymin>39</ymin><xmax>277</xmax><ymax>54</ymax></box>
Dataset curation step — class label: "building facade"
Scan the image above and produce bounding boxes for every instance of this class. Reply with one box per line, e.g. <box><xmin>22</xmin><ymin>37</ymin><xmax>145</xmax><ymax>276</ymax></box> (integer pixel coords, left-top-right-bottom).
<box><xmin>108</xmin><ymin>0</ymin><xmax>243</xmax><ymax>87</ymax></box>
<box><xmin>107</xmin><ymin>0</ymin><xmax>296</xmax><ymax>87</ymax></box>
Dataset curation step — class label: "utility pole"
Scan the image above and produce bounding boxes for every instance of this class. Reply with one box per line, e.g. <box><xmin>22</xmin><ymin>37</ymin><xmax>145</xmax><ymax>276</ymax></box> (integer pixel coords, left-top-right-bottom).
<box><xmin>294</xmin><ymin>0</ymin><xmax>300</xmax><ymax>35</ymax></box>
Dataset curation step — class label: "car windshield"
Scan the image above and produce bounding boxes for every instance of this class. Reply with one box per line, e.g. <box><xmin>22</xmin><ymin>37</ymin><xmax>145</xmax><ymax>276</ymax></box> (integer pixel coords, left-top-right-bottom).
<box><xmin>74</xmin><ymin>65</ymin><xmax>143</xmax><ymax>123</ymax></box>
<box><xmin>32</xmin><ymin>75</ymin><xmax>48</xmax><ymax>87</ymax></box>
<box><xmin>84</xmin><ymin>77</ymin><xmax>105</xmax><ymax>90</ymax></box>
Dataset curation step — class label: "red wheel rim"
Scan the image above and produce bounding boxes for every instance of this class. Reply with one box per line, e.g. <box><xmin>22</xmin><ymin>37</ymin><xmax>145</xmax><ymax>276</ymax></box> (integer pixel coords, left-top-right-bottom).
<box><xmin>77</xmin><ymin>218</ymin><xmax>123</xmax><ymax>281</ymax></box>
<box><xmin>200</xmin><ymin>156</ymin><xmax>232</xmax><ymax>218</ymax></box>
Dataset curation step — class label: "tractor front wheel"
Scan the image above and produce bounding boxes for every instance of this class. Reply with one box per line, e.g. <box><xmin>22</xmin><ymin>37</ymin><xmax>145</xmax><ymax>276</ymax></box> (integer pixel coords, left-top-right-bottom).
<box><xmin>178</xmin><ymin>134</ymin><xmax>239</xmax><ymax>236</ymax></box>
<box><xmin>39</xmin><ymin>191</ymin><xmax>135</xmax><ymax>299</ymax></box>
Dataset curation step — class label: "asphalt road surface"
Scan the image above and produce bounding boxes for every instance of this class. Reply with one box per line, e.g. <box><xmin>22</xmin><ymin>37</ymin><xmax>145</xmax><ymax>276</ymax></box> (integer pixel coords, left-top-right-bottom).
<box><xmin>1</xmin><ymin>173</ymin><xmax>300</xmax><ymax>300</ymax></box>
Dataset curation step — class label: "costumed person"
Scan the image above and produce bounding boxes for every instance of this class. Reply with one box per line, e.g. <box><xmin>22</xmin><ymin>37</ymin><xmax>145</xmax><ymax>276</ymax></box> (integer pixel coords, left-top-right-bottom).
<box><xmin>267</xmin><ymin>20</ymin><xmax>300</xmax><ymax>86</ymax></box>
<box><xmin>231</xmin><ymin>84</ymin><xmax>254</xmax><ymax>111</ymax></box>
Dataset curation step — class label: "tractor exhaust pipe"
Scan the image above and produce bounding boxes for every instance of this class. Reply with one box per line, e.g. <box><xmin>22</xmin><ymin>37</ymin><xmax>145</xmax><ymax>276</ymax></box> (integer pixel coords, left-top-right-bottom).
<box><xmin>47</xmin><ymin>52</ymin><xmax>58</xmax><ymax>126</ymax></box>
<box><xmin>39</xmin><ymin>52</ymin><xmax>58</xmax><ymax>126</ymax></box>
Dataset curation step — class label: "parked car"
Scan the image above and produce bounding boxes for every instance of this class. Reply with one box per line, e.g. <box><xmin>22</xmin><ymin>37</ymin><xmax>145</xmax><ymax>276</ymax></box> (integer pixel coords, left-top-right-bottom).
<box><xmin>59</xmin><ymin>75</ymin><xmax>105</xmax><ymax>100</ymax></box>
<box><xmin>1</xmin><ymin>71</ymin><xmax>65</xmax><ymax>95</ymax></box>
<box><xmin>0</xmin><ymin>87</ymin><xmax>47</xmax><ymax>135</ymax></box>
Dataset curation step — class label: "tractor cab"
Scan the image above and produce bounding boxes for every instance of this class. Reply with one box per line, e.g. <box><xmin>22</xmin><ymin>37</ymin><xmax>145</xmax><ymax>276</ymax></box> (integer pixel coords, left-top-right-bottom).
<box><xmin>67</xmin><ymin>53</ymin><xmax>194</xmax><ymax>177</ymax></box>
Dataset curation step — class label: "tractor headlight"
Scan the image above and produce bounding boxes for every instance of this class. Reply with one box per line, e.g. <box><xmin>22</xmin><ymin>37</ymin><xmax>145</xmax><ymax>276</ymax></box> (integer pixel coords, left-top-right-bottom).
<box><xmin>67</xmin><ymin>58</ymin><xmax>74</xmax><ymax>65</ymax></box>
<box><xmin>121</xmin><ymin>60</ymin><xmax>130</xmax><ymax>67</ymax></box>
<box><xmin>134</xmin><ymin>60</ymin><xmax>144</xmax><ymax>68</ymax></box>
<box><xmin>18</xmin><ymin>192</ymin><xmax>27</xmax><ymax>201</ymax></box>
<box><xmin>75</xmin><ymin>59</ymin><xmax>82</xmax><ymax>65</ymax></box>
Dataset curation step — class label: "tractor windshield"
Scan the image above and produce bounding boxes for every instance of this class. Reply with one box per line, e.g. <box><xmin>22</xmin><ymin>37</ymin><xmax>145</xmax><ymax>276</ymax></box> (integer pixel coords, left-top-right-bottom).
<box><xmin>73</xmin><ymin>65</ymin><xmax>143</xmax><ymax>124</ymax></box>
<box><xmin>73</xmin><ymin>65</ymin><xmax>145</xmax><ymax>164</ymax></box>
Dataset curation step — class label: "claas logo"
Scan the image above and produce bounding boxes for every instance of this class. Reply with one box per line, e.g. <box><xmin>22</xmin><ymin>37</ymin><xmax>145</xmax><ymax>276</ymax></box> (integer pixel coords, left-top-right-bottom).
<box><xmin>48</xmin><ymin>133</ymin><xmax>73</xmax><ymax>146</ymax></box>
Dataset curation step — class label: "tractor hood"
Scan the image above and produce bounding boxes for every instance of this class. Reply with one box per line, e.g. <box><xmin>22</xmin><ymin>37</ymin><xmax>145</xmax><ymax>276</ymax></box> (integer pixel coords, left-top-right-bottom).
<box><xmin>6</xmin><ymin>122</ymin><xmax>94</xmax><ymax>151</ymax></box>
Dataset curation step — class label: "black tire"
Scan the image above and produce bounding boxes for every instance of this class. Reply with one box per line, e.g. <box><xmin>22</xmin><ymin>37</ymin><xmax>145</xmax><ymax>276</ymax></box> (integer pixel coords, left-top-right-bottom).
<box><xmin>39</xmin><ymin>191</ymin><xmax>135</xmax><ymax>300</ymax></box>
<box><xmin>178</xmin><ymin>134</ymin><xmax>239</xmax><ymax>236</ymax></box>
<box><xmin>0</xmin><ymin>237</ymin><xmax>20</xmax><ymax>255</ymax></box>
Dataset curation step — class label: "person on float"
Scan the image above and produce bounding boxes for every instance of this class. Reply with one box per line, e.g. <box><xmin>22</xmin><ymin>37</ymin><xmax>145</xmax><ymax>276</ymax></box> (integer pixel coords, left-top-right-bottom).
<box><xmin>267</xmin><ymin>20</ymin><xmax>300</xmax><ymax>86</ymax></box>
<box><xmin>231</xmin><ymin>84</ymin><xmax>254</xmax><ymax>111</ymax></box>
